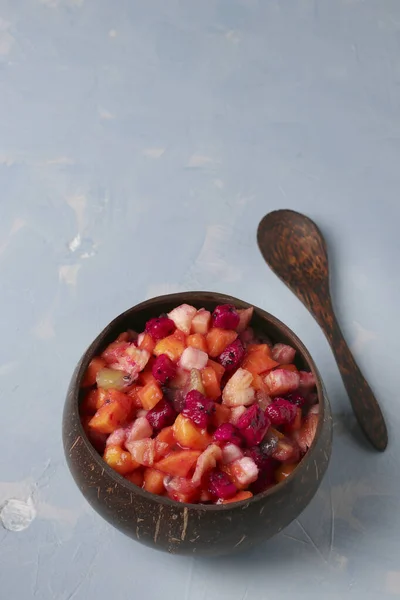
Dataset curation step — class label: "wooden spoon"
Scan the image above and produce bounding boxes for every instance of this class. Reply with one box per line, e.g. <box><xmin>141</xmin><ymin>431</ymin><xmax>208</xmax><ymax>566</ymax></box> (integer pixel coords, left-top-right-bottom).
<box><xmin>257</xmin><ymin>209</ymin><xmax>388</xmax><ymax>451</ymax></box>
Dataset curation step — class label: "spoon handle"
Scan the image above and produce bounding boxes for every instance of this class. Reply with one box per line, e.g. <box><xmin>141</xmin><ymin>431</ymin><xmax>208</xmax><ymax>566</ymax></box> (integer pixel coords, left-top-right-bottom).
<box><xmin>303</xmin><ymin>289</ymin><xmax>388</xmax><ymax>451</ymax></box>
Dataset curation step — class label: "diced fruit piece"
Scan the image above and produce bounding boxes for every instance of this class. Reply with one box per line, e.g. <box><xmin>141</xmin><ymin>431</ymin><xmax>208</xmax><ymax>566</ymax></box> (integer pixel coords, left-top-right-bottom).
<box><xmin>139</xmin><ymin>367</ymin><xmax>158</xmax><ymax>387</ymax></box>
<box><xmin>277</xmin><ymin>364</ymin><xmax>298</xmax><ymax>372</ymax></box>
<box><xmin>125</xmin><ymin>470</ymin><xmax>144</xmax><ymax>487</ymax></box>
<box><xmin>251</xmin><ymin>373</ymin><xmax>270</xmax><ymax>392</ymax></box>
<box><xmin>103</xmin><ymin>445</ymin><xmax>139</xmax><ymax>475</ymax></box>
<box><xmin>115</xmin><ymin>345</ymin><xmax>150</xmax><ymax>375</ymax></box>
<box><xmin>138</xmin><ymin>332</ymin><xmax>156</xmax><ymax>354</ymax></box>
<box><xmin>186</xmin><ymin>368</ymin><xmax>206</xmax><ymax>395</ymax></box>
<box><xmin>266</xmin><ymin>398</ymin><xmax>298</xmax><ymax>426</ymax></box>
<box><xmin>102</xmin><ymin>341</ymin><xmax>130</xmax><ymax>365</ymax></box>
<box><xmin>212</xmin><ymin>304</ymin><xmax>240</xmax><ymax>330</ymax></box>
<box><xmin>156</xmin><ymin>426</ymin><xmax>176</xmax><ymax>452</ymax></box>
<box><xmin>206</xmin><ymin>328</ymin><xmax>238</xmax><ymax>357</ymax></box>
<box><xmin>211</xmin><ymin>404</ymin><xmax>231</xmax><ymax>428</ymax></box>
<box><xmin>143</xmin><ymin>468</ymin><xmax>165</xmax><ymax>495</ymax></box>
<box><xmin>81</xmin><ymin>357</ymin><xmax>107</xmax><ymax>387</ymax></box>
<box><xmin>255</xmin><ymin>389</ymin><xmax>272</xmax><ymax>411</ymax></box>
<box><xmin>221</xmin><ymin>443</ymin><xmax>244</xmax><ymax>464</ymax></box>
<box><xmin>245</xmin><ymin>446</ymin><xmax>275</xmax><ymax>472</ymax></box>
<box><xmin>236</xmin><ymin>307</ymin><xmax>254</xmax><ymax>333</ymax></box>
<box><xmin>96</xmin><ymin>368</ymin><xmax>130</xmax><ymax>390</ymax></box>
<box><xmin>146</xmin><ymin>399</ymin><xmax>177</xmax><ymax>431</ymax></box>
<box><xmin>295</xmin><ymin>413</ymin><xmax>319</xmax><ymax>453</ymax></box>
<box><xmin>137</xmin><ymin>381</ymin><xmax>163</xmax><ymax>410</ymax></box>
<box><xmin>127</xmin><ymin>385</ymin><xmax>145</xmax><ymax>409</ymax></box>
<box><xmin>264</xmin><ymin>368</ymin><xmax>300</xmax><ymax>397</ymax></box>
<box><xmin>221</xmin><ymin>490</ymin><xmax>253</xmax><ymax>504</ymax></box>
<box><xmin>239</xmin><ymin>327</ymin><xmax>256</xmax><ymax>347</ymax></box>
<box><xmin>88</xmin><ymin>390</ymin><xmax>131</xmax><ymax>433</ymax></box>
<box><xmin>208</xmin><ymin>469</ymin><xmax>237</xmax><ymax>500</ymax></box>
<box><xmin>218</xmin><ymin>339</ymin><xmax>245</xmax><ymax>372</ymax></box>
<box><xmin>271</xmin><ymin>343</ymin><xmax>296</xmax><ymax>365</ymax></box>
<box><xmin>227</xmin><ymin>457</ymin><xmax>259</xmax><ymax>488</ymax></box>
<box><xmin>172</xmin><ymin>414</ymin><xmax>211</xmax><ymax>450</ymax></box>
<box><xmin>191</xmin><ymin>309</ymin><xmax>211</xmax><ymax>335</ymax></box>
<box><xmin>126</xmin><ymin>438</ymin><xmax>157</xmax><ymax>466</ymax></box>
<box><xmin>222</xmin><ymin>368</ymin><xmax>255</xmax><ymax>407</ymax></box>
<box><xmin>164</xmin><ymin>476</ymin><xmax>200</xmax><ymax>503</ymax></box>
<box><xmin>81</xmin><ymin>416</ymin><xmax>107</xmax><ymax>453</ymax></box>
<box><xmin>155</xmin><ymin>450</ymin><xmax>201</xmax><ymax>477</ymax></box>
<box><xmin>106</xmin><ymin>426</ymin><xmax>128</xmax><ymax>447</ymax></box>
<box><xmin>126</xmin><ymin>416</ymin><xmax>153</xmax><ymax>443</ymax></box>
<box><xmin>298</xmin><ymin>371</ymin><xmax>317</xmax><ymax>395</ymax></box>
<box><xmin>151</xmin><ymin>354</ymin><xmax>177</xmax><ymax>385</ymax></box>
<box><xmin>192</xmin><ymin>444</ymin><xmax>222</xmax><ymax>486</ymax></box>
<box><xmin>285</xmin><ymin>392</ymin><xmax>306</xmax><ymax>407</ymax></box>
<box><xmin>284</xmin><ymin>407</ymin><xmax>302</xmax><ymax>433</ymax></box>
<box><xmin>168</xmin><ymin>304</ymin><xmax>197</xmax><ymax>335</ymax></box>
<box><xmin>272</xmin><ymin>437</ymin><xmax>300</xmax><ymax>463</ymax></box>
<box><xmin>242</xmin><ymin>345</ymin><xmax>279</xmax><ymax>375</ymax></box>
<box><xmin>154</xmin><ymin>335</ymin><xmax>185</xmax><ymax>362</ymax></box>
<box><xmin>201</xmin><ymin>367</ymin><xmax>221</xmax><ymax>400</ymax></box>
<box><xmin>145</xmin><ymin>316</ymin><xmax>175</xmax><ymax>340</ymax></box>
<box><xmin>186</xmin><ymin>333</ymin><xmax>208</xmax><ymax>353</ymax></box>
<box><xmin>179</xmin><ymin>347</ymin><xmax>208</xmax><ymax>371</ymax></box>
<box><xmin>182</xmin><ymin>390</ymin><xmax>215</xmax><ymax>429</ymax></box>
<box><xmin>237</xmin><ymin>405</ymin><xmax>270</xmax><ymax>446</ymax></box>
<box><xmin>207</xmin><ymin>359</ymin><xmax>225</xmax><ymax>382</ymax></box>
<box><xmin>229</xmin><ymin>405</ymin><xmax>247</xmax><ymax>425</ymax></box>
<box><xmin>213</xmin><ymin>423</ymin><xmax>242</xmax><ymax>446</ymax></box>
<box><xmin>275</xmin><ymin>463</ymin><xmax>298</xmax><ymax>483</ymax></box>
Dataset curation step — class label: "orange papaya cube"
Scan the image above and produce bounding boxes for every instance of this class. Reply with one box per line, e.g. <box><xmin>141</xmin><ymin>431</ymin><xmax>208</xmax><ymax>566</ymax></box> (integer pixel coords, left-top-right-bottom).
<box><xmin>127</xmin><ymin>385</ymin><xmax>145</xmax><ymax>409</ymax></box>
<box><xmin>201</xmin><ymin>367</ymin><xmax>221</xmax><ymax>400</ymax></box>
<box><xmin>275</xmin><ymin>462</ymin><xmax>298</xmax><ymax>483</ymax></box>
<box><xmin>172</xmin><ymin>414</ymin><xmax>211</xmax><ymax>450</ymax></box>
<box><xmin>211</xmin><ymin>403</ymin><xmax>231</xmax><ymax>428</ymax></box>
<box><xmin>81</xmin><ymin>415</ymin><xmax>107</xmax><ymax>453</ymax></box>
<box><xmin>103</xmin><ymin>445</ymin><xmax>139</xmax><ymax>475</ymax></box>
<box><xmin>81</xmin><ymin>357</ymin><xmax>107</xmax><ymax>387</ymax></box>
<box><xmin>88</xmin><ymin>390</ymin><xmax>131</xmax><ymax>434</ymax></box>
<box><xmin>138</xmin><ymin>333</ymin><xmax>156</xmax><ymax>354</ymax></box>
<box><xmin>242</xmin><ymin>346</ymin><xmax>279</xmax><ymax>375</ymax></box>
<box><xmin>156</xmin><ymin>426</ymin><xmax>177</xmax><ymax>449</ymax></box>
<box><xmin>154</xmin><ymin>335</ymin><xmax>185</xmax><ymax>362</ymax></box>
<box><xmin>186</xmin><ymin>333</ymin><xmax>208</xmax><ymax>353</ymax></box>
<box><xmin>137</xmin><ymin>381</ymin><xmax>163</xmax><ymax>410</ymax></box>
<box><xmin>207</xmin><ymin>359</ymin><xmax>225</xmax><ymax>383</ymax></box>
<box><xmin>143</xmin><ymin>468</ymin><xmax>165</xmax><ymax>495</ymax></box>
<box><xmin>206</xmin><ymin>328</ymin><xmax>238</xmax><ymax>357</ymax></box>
<box><xmin>155</xmin><ymin>450</ymin><xmax>201</xmax><ymax>477</ymax></box>
<box><xmin>138</xmin><ymin>367</ymin><xmax>158</xmax><ymax>387</ymax></box>
<box><xmin>222</xmin><ymin>490</ymin><xmax>253</xmax><ymax>504</ymax></box>
<box><xmin>173</xmin><ymin>329</ymin><xmax>187</xmax><ymax>344</ymax></box>
<box><xmin>125</xmin><ymin>469</ymin><xmax>144</xmax><ymax>487</ymax></box>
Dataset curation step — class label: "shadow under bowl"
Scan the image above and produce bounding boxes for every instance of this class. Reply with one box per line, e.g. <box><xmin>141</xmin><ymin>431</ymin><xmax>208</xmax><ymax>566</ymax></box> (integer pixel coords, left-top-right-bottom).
<box><xmin>62</xmin><ymin>291</ymin><xmax>333</xmax><ymax>556</ymax></box>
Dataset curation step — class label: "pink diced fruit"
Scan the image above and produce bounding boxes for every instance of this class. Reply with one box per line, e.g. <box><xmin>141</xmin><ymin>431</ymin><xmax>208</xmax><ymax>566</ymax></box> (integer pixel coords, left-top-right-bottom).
<box><xmin>81</xmin><ymin>300</ymin><xmax>319</xmax><ymax>505</ymax></box>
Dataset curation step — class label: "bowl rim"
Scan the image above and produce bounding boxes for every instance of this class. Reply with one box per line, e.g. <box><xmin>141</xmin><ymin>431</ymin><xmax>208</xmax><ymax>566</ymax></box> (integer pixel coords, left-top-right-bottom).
<box><xmin>67</xmin><ymin>291</ymin><xmax>329</xmax><ymax>511</ymax></box>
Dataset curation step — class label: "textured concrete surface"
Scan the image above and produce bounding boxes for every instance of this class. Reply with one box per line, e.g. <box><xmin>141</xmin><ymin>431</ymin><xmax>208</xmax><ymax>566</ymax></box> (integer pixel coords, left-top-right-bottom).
<box><xmin>1</xmin><ymin>1</ymin><xmax>399</xmax><ymax>598</ymax></box>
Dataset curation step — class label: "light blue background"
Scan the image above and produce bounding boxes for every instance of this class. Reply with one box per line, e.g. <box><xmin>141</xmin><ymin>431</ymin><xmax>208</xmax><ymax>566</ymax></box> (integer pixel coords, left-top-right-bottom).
<box><xmin>1</xmin><ymin>0</ymin><xmax>399</xmax><ymax>598</ymax></box>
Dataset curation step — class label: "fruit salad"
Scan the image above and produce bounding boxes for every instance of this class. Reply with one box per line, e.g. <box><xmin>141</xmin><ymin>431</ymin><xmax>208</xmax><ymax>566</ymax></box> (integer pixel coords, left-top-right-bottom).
<box><xmin>80</xmin><ymin>303</ymin><xmax>319</xmax><ymax>504</ymax></box>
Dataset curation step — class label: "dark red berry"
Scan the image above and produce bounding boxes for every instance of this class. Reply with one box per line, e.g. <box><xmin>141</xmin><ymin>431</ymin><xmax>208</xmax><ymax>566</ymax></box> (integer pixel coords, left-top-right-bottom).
<box><xmin>152</xmin><ymin>354</ymin><xmax>177</xmax><ymax>384</ymax></box>
<box><xmin>237</xmin><ymin>405</ymin><xmax>270</xmax><ymax>446</ymax></box>
<box><xmin>213</xmin><ymin>423</ymin><xmax>242</xmax><ymax>446</ymax></box>
<box><xmin>218</xmin><ymin>339</ymin><xmax>245</xmax><ymax>372</ymax></box>
<box><xmin>146</xmin><ymin>399</ymin><xmax>177</xmax><ymax>430</ymax></box>
<box><xmin>182</xmin><ymin>390</ymin><xmax>215</xmax><ymax>429</ymax></box>
<box><xmin>145</xmin><ymin>316</ymin><xmax>175</xmax><ymax>340</ymax></box>
<box><xmin>208</xmin><ymin>469</ymin><xmax>237</xmax><ymax>500</ymax></box>
<box><xmin>266</xmin><ymin>398</ymin><xmax>297</xmax><ymax>426</ymax></box>
<box><xmin>212</xmin><ymin>304</ymin><xmax>240</xmax><ymax>330</ymax></box>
